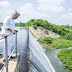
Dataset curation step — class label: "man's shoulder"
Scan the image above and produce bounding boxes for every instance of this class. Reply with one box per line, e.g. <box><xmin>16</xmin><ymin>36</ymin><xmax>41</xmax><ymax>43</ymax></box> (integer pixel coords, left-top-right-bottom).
<box><xmin>4</xmin><ymin>16</ymin><xmax>11</xmax><ymax>20</ymax></box>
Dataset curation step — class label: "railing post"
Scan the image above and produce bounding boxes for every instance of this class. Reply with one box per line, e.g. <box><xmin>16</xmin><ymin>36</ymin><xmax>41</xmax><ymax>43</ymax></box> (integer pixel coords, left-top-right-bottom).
<box><xmin>15</xmin><ymin>31</ymin><xmax>17</xmax><ymax>57</ymax></box>
<box><xmin>5</xmin><ymin>37</ymin><xmax>8</xmax><ymax>72</ymax></box>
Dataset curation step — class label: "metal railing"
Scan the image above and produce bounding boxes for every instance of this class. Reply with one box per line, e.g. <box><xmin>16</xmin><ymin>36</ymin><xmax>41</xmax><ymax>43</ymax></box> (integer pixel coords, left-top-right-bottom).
<box><xmin>0</xmin><ymin>31</ymin><xmax>18</xmax><ymax>72</ymax></box>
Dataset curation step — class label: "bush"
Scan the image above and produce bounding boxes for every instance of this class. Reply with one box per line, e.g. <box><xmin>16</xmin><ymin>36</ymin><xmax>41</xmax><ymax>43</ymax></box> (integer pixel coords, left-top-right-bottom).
<box><xmin>69</xmin><ymin>65</ymin><xmax>72</xmax><ymax>70</ymax></box>
<box><xmin>48</xmin><ymin>38</ymin><xmax>72</xmax><ymax>49</ymax></box>
<box><xmin>39</xmin><ymin>37</ymin><xmax>72</xmax><ymax>49</ymax></box>
<box><xmin>39</xmin><ymin>37</ymin><xmax>53</xmax><ymax>44</ymax></box>
<box><xmin>57</xmin><ymin>49</ymin><xmax>72</xmax><ymax>70</ymax></box>
<box><xmin>25</xmin><ymin>19</ymin><xmax>71</xmax><ymax>36</ymax></box>
<box><xmin>62</xmin><ymin>32</ymin><xmax>72</xmax><ymax>40</ymax></box>
<box><xmin>32</xmin><ymin>25</ymin><xmax>37</xmax><ymax>29</ymax></box>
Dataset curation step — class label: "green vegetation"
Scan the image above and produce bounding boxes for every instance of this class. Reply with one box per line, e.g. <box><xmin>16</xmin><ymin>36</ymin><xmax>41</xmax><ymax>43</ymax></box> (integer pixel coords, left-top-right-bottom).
<box><xmin>25</xmin><ymin>19</ymin><xmax>72</xmax><ymax>47</ymax></box>
<box><xmin>57</xmin><ymin>49</ymin><xmax>72</xmax><ymax>70</ymax></box>
<box><xmin>26</xmin><ymin>19</ymin><xmax>70</xmax><ymax>36</ymax></box>
<box><xmin>32</xmin><ymin>25</ymin><xmax>37</xmax><ymax>29</ymax></box>
<box><xmin>39</xmin><ymin>37</ymin><xmax>54</xmax><ymax>44</ymax></box>
<box><xmin>39</xmin><ymin>37</ymin><xmax>72</xmax><ymax>49</ymax></box>
<box><xmin>25</xmin><ymin>19</ymin><xmax>72</xmax><ymax>41</ymax></box>
<box><xmin>62</xmin><ymin>25</ymin><xmax>72</xmax><ymax>29</ymax></box>
<box><xmin>62</xmin><ymin>33</ymin><xmax>72</xmax><ymax>40</ymax></box>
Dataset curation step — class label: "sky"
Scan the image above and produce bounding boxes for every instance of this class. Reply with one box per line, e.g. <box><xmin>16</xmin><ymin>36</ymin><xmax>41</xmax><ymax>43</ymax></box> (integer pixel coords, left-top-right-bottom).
<box><xmin>0</xmin><ymin>0</ymin><xmax>72</xmax><ymax>25</ymax></box>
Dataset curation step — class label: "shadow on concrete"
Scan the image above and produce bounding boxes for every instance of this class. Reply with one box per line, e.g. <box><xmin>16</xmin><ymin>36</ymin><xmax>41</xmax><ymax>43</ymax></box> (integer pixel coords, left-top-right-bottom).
<box><xmin>0</xmin><ymin>63</ymin><xmax>4</xmax><ymax>70</ymax></box>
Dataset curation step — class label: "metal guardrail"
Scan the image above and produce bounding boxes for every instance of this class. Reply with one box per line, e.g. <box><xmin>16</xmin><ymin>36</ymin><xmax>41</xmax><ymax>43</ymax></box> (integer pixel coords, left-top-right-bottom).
<box><xmin>0</xmin><ymin>31</ymin><xmax>18</xmax><ymax>72</ymax></box>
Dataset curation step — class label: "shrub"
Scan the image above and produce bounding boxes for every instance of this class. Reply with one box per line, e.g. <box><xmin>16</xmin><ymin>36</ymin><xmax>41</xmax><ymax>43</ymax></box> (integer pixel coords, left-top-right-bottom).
<box><xmin>62</xmin><ymin>32</ymin><xmax>72</xmax><ymax>40</ymax></box>
<box><xmin>39</xmin><ymin>37</ymin><xmax>53</xmax><ymax>44</ymax></box>
<box><xmin>32</xmin><ymin>25</ymin><xmax>37</xmax><ymax>29</ymax></box>
<box><xmin>25</xmin><ymin>19</ymin><xmax>71</xmax><ymax>36</ymax></box>
<box><xmin>57</xmin><ymin>49</ymin><xmax>72</xmax><ymax>70</ymax></box>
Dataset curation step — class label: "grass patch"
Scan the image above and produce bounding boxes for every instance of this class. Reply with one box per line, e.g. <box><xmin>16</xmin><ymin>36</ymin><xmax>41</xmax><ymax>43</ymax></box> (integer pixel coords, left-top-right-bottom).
<box><xmin>57</xmin><ymin>49</ymin><xmax>72</xmax><ymax>70</ymax></box>
<box><xmin>39</xmin><ymin>37</ymin><xmax>55</xmax><ymax>44</ymax></box>
<box><xmin>38</xmin><ymin>37</ymin><xmax>72</xmax><ymax>49</ymax></box>
<box><xmin>48</xmin><ymin>39</ymin><xmax>72</xmax><ymax>49</ymax></box>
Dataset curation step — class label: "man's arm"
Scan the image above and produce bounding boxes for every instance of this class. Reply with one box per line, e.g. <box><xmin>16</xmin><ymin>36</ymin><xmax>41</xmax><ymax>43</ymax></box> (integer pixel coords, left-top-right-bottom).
<box><xmin>14</xmin><ymin>30</ymin><xmax>18</xmax><ymax>32</ymax></box>
<box><xmin>7</xmin><ymin>28</ymin><xmax>15</xmax><ymax>34</ymax></box>
<box><xmin>7</xmin><ymin>28</ymin><xmax>18</xmax><ymax>34</ymax></box>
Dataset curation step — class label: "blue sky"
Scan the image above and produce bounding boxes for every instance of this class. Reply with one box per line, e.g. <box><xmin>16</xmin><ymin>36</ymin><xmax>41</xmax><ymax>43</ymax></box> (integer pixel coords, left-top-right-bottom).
<box><xmin>0</xmin><ymin>0</ymin><xmax>72</xmax><ymax>25</ymax></box>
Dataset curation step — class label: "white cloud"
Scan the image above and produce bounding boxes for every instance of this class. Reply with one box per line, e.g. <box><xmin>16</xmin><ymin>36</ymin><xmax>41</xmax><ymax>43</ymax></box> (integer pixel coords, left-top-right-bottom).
<box><xmin>0</xmin><ymin>1</ymin><xmax>10</xmax><ymax>7</ymax></box>
<box><xmin>16</xmin><ymin>3</ymin><xmax>51</xmax><ymax>23</ymax></box>
<box><xmin>37</xmin><ymin>0</ymin><xmax>64</xmax><ymax>6</ymax></box>
<box><xmin>37</xmin><ymin>0</ymin><xmax>65</xmax><ymax>12</ymax></box>
<box><xmin>52</xmin><ymin>12</ymin><xmax>72</xmax><ymax>25</ymax></box>
<box><xmin>68</xmin><ymin>8</ymin><xmax>72</xmax><ymax>13</ymax></box>
<box><xmin>69</xmin><ymin>13</ymin><xmax>72</xmax><ymax>16</ymax></box>
<box><xmin>38</xmin><ymin>5</ymin><xmax>65</xmax><ymax>12</ymax></box>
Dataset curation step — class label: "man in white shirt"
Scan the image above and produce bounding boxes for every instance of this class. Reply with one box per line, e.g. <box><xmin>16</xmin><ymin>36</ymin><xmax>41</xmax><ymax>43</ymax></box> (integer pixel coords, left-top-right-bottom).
<box><xmin>1</xmin><ymin>11</ymin><xmax>20</xmax><ymax>61</ymax></box>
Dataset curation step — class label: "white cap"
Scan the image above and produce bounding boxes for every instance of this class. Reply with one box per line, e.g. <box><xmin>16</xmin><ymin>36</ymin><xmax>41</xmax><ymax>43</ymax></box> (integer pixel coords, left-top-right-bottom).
<box><xmin>13</xmin><ymin>10</ymin><xmax>20</xmax><ymax>17</ymax></box>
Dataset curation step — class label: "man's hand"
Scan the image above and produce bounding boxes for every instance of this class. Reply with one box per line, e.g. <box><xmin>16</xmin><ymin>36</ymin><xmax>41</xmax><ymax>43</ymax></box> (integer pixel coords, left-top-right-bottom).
<box><xmin>7</xmin><ymin>28</ymin><xmax>18</xmax><ymax>34</ymax></box>
<box><xmin>15</xmin><ymin>30</ymin><xmax>18</xmax><ymax>32</ymax></box>
<box><xmin>7</xmin><ymin>28</ymin><xmax>15</xmax><ymax>34</ymax></box>
<box><xmin>12</xmin><ymin>31</ymin><xmax>15</xmax><ymax>34</ymax></box>
<box><xmin>2</xmin><ymin>34</ymin><xmax>7</xmax><ymax>39</ymax></box>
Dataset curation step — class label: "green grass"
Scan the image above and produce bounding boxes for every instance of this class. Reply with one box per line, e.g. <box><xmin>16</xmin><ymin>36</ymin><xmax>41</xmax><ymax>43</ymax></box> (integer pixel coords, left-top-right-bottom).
<box><xmin>57</xmin><ymin>49</ymin><xmax>72</xmax><ymax>70</ymax></box>
<box><xmin>39</xmin><ymin>37</ymin><xmax>72</xmax><ymax>49</ymax></box>
<box><xmin>39</xmin><ymin>37</ymin><xmax>54</xmax><ymax>44</ymax></box>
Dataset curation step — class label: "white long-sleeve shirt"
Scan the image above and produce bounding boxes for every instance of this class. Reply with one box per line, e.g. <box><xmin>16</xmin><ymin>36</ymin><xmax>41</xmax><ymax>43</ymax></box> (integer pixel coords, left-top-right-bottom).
<box><xmin>1</xmin><ymin>16</ymin><xmax>15</xmax><ymax>35</ymax></box>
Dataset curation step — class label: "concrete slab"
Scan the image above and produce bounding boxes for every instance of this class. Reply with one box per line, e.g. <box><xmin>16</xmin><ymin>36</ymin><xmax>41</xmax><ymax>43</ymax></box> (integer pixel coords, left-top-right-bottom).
<box><xmin>0</xmin><ymin>54</ymin><xmax>20</xmax><ymax>72</ymax></box>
